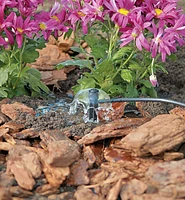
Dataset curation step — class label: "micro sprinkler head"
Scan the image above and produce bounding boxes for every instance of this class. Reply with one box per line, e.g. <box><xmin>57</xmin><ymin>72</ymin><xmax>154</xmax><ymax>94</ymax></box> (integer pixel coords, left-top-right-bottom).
<box><xmin>68</xmin><ymin>88</ymin><xmax>112</xmax><ymax>123</ymax></box>
<box><xmin>88</xmin><ymin>88</ymin><xmax>99</xmax><ymax>122</ymax></box>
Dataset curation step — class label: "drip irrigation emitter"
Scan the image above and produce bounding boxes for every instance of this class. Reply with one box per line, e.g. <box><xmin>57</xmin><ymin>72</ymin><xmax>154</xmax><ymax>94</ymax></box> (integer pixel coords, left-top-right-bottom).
<box><xmin>88</xmin><ymin>88</ymin><xmax>99</xmax><ymax>122</ymax></box>
<box><xmin>87</xmin><ymin>90</ymin><xmax>185</xmax><ymax>121</ymax></box>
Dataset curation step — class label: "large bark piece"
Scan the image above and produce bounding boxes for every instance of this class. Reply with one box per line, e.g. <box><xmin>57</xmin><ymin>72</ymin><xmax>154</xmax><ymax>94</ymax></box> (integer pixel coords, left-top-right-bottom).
<box><xmin>78</xmin><ymin>117</ymin><xmax>150</xmax><ymax>145</ymax></box>
<box><xmin>30</xmin><ymin>42</ymin><xmax>75</xmax><ymax>85</ymax></box>
<box><xmin>6</xmin><ymin>146</ymin><xmax>42</xmax><ymax>190</ymax></box>
<box><xmin>74</xmin><ymin>186</ymin><xmax>102</xmax><ymax>200</ymax></box>
<box><xmin>120</xmin><ymin>179</ymin><xmax>148</xmax><ymax>200</ymax></box>
<box><xmin>66</xmin><ymin>159</ymin><xmax>89</xmax><ymax>186</ymax></box>
<box><xmin>1</xmin><ymin>102</ymin><xmax>35</xmax><ymax>121</ymax></box>
<box><xmin>40</xmin><ymin>130</ymin><xmax>80</xmax><ymax>167</ymax></box>
<box><xmin>103</xmin><ymin>147</ymin><xmax>163</xmax><ymax>177</ymax></box>
<box><xmin>121</xmin><ymin>114</ymin><xmax>185</xmax><ymax>156</ymax></box>
<box><xmin>145</xmin><ymin>159</ymin><xmax>185</xmax><ymax>198</ymax></box>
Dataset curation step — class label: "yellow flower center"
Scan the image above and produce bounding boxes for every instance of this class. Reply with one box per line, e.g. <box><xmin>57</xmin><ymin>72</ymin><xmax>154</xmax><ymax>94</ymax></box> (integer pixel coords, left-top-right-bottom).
<box><xmin>118</xmin><ymin>8</ymin><xmax>129</xmax><ymax>16</ymax></box>
<box><xmin>51</xmin><ymin>15</ymin><xmax>60</xmax><ymax>22</ymax></box>
<box><xmin>132</xmin><ymin>33</ymin><xmax>137</xmax><ymax>38</ymax></box>
<box><xmin>78</xmin><ymin>11</ymin><xmax>85</xmax><ymax>17</ymax></box>
<box><xmin>39</xmin><ymin>23</ymin><xmax>47</xmax><ymax>30</ymax></box>
<box><xmin>155</xmin><ymin>8</ymin><xmax>163</xmax><ymax>16</ymax></box>
<box><xmin>17</xmin><ymin>28</ymin><xmax>23</xmax><ymax>33</ymax></box>
<box><xmin>98</xmin><ymin>6</ymin><xmax>104</xmax><ymax>12</ymax></box>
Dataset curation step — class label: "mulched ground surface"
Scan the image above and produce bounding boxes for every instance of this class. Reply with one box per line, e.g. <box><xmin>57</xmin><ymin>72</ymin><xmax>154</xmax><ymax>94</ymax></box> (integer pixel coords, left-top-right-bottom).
<box><xmin>1</xmin><ymin>28</ymin><xmax>185</xmax><ymax>200</ymax></box>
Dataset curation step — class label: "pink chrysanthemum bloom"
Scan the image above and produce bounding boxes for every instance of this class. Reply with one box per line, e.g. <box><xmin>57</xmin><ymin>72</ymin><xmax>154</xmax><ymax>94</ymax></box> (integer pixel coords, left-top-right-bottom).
<box><xmin>35</xmin><ymin>2</ymin><xmax>68</xmax><ymax>40</ymax></box>
<box><xmin>16</xmin><ymin>0</ymin><xmax>43</xmax><ymax>17</ymax></box>
<box><xmin>144</xmin><ymin>0</ymin><xmax>180</xmax><ymax>25</ymax></box>
<box><xmin>81</xmin><ymin>0</ymin><xmax>105</xmax><ymax>25</ymax></box>
<box><xmin>148</xmin><ymin>22</ymin><xmax>176</xmax><ymax>62</ymax></box>
<box><xmin>103</xmin><ymin>0</ymin><xmax>136</xmax><ymax>28</ymax></box>
<box><xmin>165</xmin><ymin>15</ymin><xmax>185</xmax><ymax>46</ymax></box>
<box><xmin>61</xmin><ymin>0</ymin><xmax>88</xmax><ymax>33</ymax></box>
<box><xmin>120</xmin><ymin>11</ymin><xmax>151</xmax><ymax>51</ymax></box>
<box><xmin>0</xmin><ymin>12</ymin><xmax>15</xmax><ymax>46</ymax></box>
<box><xmin>12</xmin><ymin>14</ymin><xmax>38</xmax><ymax>48</ymax></box>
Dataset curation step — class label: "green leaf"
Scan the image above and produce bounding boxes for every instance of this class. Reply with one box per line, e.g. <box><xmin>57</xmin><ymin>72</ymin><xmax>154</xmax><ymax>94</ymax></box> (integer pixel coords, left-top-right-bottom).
<box><xmin>63</xmin><ymin>29</ymin><xmax>73</xmax><ymax>40</ymax></box>
<box><xmin>100</xmin><ymin>79</ymin><xmax>113</xmax><ymax>91</ymax></box>
<box><xmin>28</xmin><ymin>68</ymin><xmax>41</xmax><ymax>79</ymax></box>
<box><xmin>38</xmin><ymin>81</ymin><xmax>50</xmax><ymax>94</ymax></box>
<box><xmin>91</xmin><ymin>45</ymin><xmax>107</xmax><ymax>59</ymax></box>
<box><xmin>155</xmin><ymin>64</ymin><xmax>168</xmax><ymax>74</ymax></box>
<box><xmin>20</xmin><ymin>66</ymin><xmax>31</xmax><ymax>78</ymax></box>
<box><xmin>77</xmin><ymin>77</ymin><xmax>96</xmax><ymax>88</ymax></box>
<box><xmin>70</xmin><ymin>46</ymin><xmax>84</xmax><ymax>53</ymax></box>
<box><xmin>25</xmin><ymin>72</ymin><xmax>50</xmax><ymax>95</ymax></box>
<box><xmin>56</xmin><ymin>59</ymin><xmax>92</xmax><ymax>69</ymax></box>
<box><xmin>84</xmin><ymin>33</ymin><xmax>108</xmax><ymax>59</ymax></box>
<box><xmin>140</xmin><ymin>86</ymin><xmax>147</xmax><ymax>95</ymax></box>
<box><xmin>168</xmin><ymin>54</ymin><xmax>177</xmax><ymax>61</ymax></box>
<box><xmin>0</xmin><ymin>68</ymin><xmax>8</xmax><ymax>87</ymax></box>
<box><xmin>139</xmin><ymin>80</ymin><xmax>152</xmax><ymax>88</ymax></box>
<box><xmin>73</xmin><ymin>77</ymin><xmax>96</xmax><ymax>94</ymax></box>
<box><xmin>0</xmin><ymin>87</ymin><xmax>8</xmax><ymax>98</ymax></box>
<box><xmin>128</xmin><ymin>61</ymin><xmax>143</xmax><ymax>71</ymax></box>
<box><xmin>108</xmin><ymin>84</ymin><xmax>125</xmax><ymax>96</ymax></box>
<box><xmin>147</xmin><ymin>87</ymin><xmax>158</xmax><ymax>98</ymax></box>
<box><xmin>0</xmin><ymin>51</ymin><xmax>8</xmax><ymax>64</ymax></box>
<box><xmin>84</xmin><ymin>34</ymin><xmax>99</xmax><ymax>48</ymax></box>
<box><xmin>22</xmin><ymin>45</ymin><xmax>39</xmax><ymax>63</ymax></box>
<box><xmin>126</xmin><ymin>83</ymin><xmax>138</xmax><ymax>97</ymax></box>
<box><xmin>35</xmin><ymin>37</ymin><xmax>46</xmax><ymax>49</ymax></box>
<box><xmin>112</xmin><ymin>46</ymin><xmax>132</xmax><ymax>61</ymax></box>
<box><xmin>14</xmin><ymin>84</ymin><xmax>29</xmax><ymax>96</ymax></box>
<box><xmin>121</xmin><ymin>69</ymin><xmax>133</xmax><ymax>82</ymax></box>
<box><xmin>96</xmin><ymin>59</ymin><xmax>114</xmax><ymax>79</ymax></box>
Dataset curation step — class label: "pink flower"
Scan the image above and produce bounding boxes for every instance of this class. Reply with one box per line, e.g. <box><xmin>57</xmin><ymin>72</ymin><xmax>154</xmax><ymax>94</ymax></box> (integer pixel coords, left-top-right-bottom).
<box><xmin>61</xmin><ymin>0</ymin><xmax>89</xmax><ymax>33</ymax></box>
<box><xmin>165</xmin><ymin>15</ymin><xmax>185</xmax><ymax>46</ymax></box>
<box><xmin>12</xmin><ymin>14</ymin><xmax>38</xmax><ymax>48</ymax></box>
<box><xmin>144</xmin><ymin>0</ymin><xmax>180</xmax><ymax>24</ymax></box>
<box><xmin>103</xmin><ymin>0</ymin><xmax>136</xmax><ymax>28</ymax></box>
<box><xmin>35</xmin><ymin>3</ymin><xmax>68</xmax><ymax>39</ymax></box>
<box><xmin>82</xmin><ymin>0</ymin><xmax>104</xmax><ymax>21</ymax></box>
<box><xmin>16</xmin><ymin>0</ymin><xmax>43</xmax><ymax>17</ymax></box>
<box><xmin>120</xmin><ymin>12</ymin><xmax>151</xmax><ymax>51</ymax></box>
<box><xmin>0</xmin><ymin>12</ymin><xmax>15</xmax><ymax>45</ymax></box>
<box><xmin>148</xmin><ymin>22</ymin><xmax>176</xmax><ymax>62</ymax></box>
<box><xmin>0</xmin><ymin>36</ymin><xmax>8</xmax><ymax>47</ymax></box>
<box><xmin>149</xmin><ymin>74</ymin><xmax>159</xmax><ymax>87</ymax></box>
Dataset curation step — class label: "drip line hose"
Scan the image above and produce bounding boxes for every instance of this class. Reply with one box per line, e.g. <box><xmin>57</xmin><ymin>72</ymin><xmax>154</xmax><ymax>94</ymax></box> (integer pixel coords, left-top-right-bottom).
<box><xmin>98</xmin><ymin>98</ymin><xmax>185</xmax><ymax>108</ymax></box>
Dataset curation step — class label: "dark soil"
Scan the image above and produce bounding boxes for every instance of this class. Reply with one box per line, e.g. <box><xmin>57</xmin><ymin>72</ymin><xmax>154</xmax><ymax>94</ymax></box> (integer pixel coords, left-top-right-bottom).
<box><xmin>142</xmin><ymin>46</ymin><xmax>185</xmax><ymax>116</ymax></box>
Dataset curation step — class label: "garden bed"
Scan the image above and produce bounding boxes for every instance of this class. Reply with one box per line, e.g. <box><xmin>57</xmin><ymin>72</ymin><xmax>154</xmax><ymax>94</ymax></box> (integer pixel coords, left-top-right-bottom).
<box><xmin>1</xmin><ymin>1</ymin><xmax>185</xmax><ymax>199</ymax></box>
<box><xmin>0</xmin><ymin>45</ymin><xmax>185</xmax><ymax>199</ymax></box>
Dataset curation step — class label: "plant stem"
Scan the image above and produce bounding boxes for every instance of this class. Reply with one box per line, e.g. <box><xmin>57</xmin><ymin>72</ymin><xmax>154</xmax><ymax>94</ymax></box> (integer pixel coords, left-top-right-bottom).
<box><xmin>107</xmin><ymin>22</ymin><xmax>119</xmax><ymax>59</ymax></box>
<box><xmin>13</xmin><ymin>38</ymin><xmax>26</xmax><ymax>89</ymax></box>
<box><xmin>74</xmin><ymin>22</ymin><xmax>95</xmax><ymax>72</ymax></box>
<box><xmin>151</xmin><ymin>58</ymin><xmax>155</xmax><ymax>75</ymax></box>
<box><xmin>112</xmin><ymin>50</ymin><xmax>135</xmax><ymax>79</ymax></box>
<box><xmin>139</xmin><ymin>57</ymin><xmax>156</xmax><ymax>81</ymax></box>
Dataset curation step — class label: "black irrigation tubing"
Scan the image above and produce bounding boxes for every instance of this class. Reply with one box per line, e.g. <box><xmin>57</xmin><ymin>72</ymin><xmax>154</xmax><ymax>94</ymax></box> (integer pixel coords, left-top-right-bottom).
<box><xmin>98</xmin><ymin>98</ymin><xmax>185</xmax><ymax>108</ymax></box>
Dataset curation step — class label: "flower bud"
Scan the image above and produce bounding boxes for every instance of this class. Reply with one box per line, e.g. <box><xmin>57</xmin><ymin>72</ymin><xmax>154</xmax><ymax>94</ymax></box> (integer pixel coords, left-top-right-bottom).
<box><xmin>149</xmin><ymin>74</ymin><xmax>159</xmax><ymax>87</ymax></box>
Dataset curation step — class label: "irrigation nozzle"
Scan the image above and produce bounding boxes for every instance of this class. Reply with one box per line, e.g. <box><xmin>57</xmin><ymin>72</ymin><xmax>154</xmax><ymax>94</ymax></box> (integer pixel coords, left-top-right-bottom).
<box><xmin>88</xmin><ymin>89</ymin><xmax>99</xmax><ymax>122</ymax></box>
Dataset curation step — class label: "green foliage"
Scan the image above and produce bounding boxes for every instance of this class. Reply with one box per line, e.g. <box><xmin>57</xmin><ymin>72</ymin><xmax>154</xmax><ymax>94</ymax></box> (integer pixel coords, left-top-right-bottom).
<box><xmin>0</xmin><ymin>37</ymin><xmax>50</xmax><ymax>99</ymax></box>
<box><xmin>57</xmin><ymin>24</ymin><xmax>167</xmax><ymax>98</ymax></box>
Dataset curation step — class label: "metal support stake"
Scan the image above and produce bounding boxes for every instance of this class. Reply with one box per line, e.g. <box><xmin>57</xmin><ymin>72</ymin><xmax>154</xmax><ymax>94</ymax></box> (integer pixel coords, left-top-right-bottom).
<box><xmin>88</xmin><ymin>89</ymin><xmax>99</xmax><ymax>122</ymax></box>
